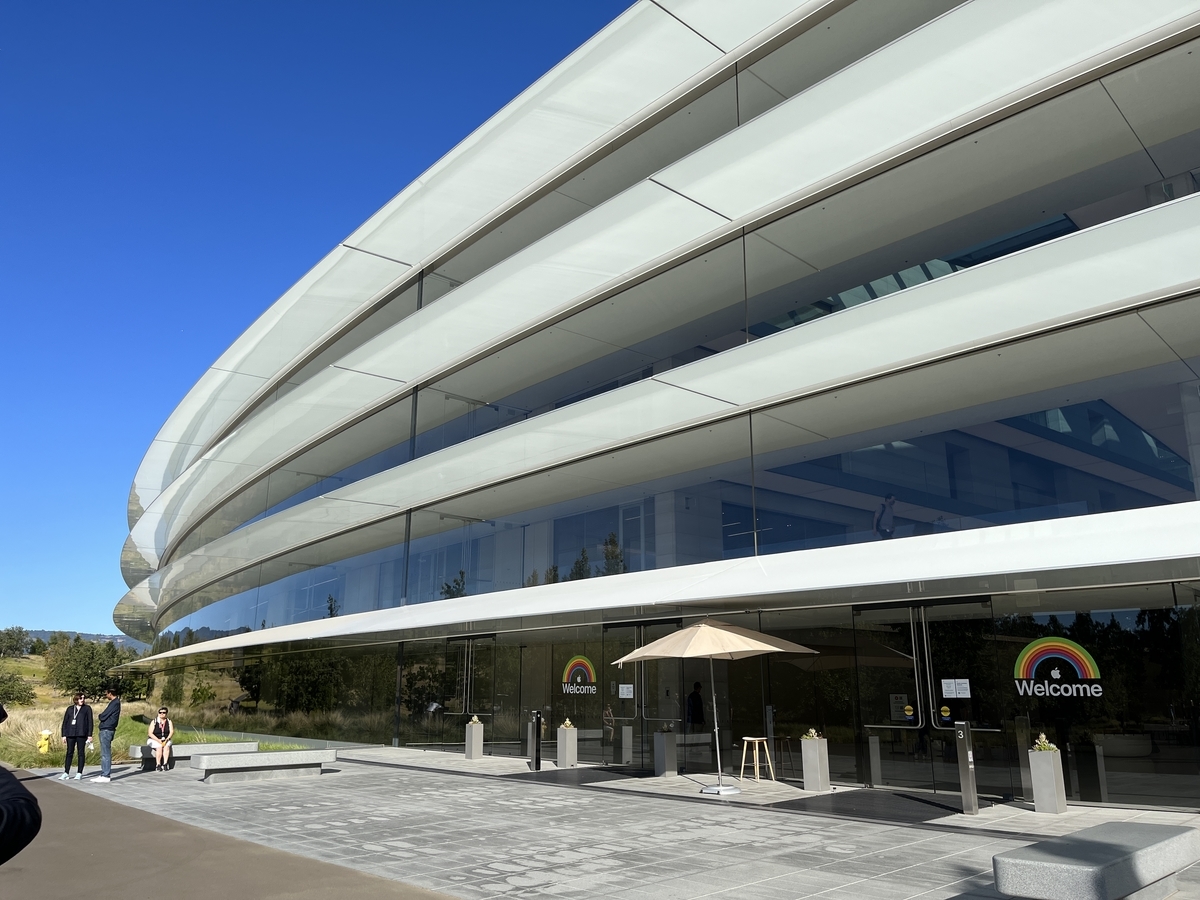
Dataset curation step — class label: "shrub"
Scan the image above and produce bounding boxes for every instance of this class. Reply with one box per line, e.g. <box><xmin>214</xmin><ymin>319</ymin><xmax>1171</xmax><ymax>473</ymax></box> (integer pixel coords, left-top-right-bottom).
<box><xmin>0</xmin><ymin>671</ymin><xmax>35</xmax><ymax>706</ymax></box>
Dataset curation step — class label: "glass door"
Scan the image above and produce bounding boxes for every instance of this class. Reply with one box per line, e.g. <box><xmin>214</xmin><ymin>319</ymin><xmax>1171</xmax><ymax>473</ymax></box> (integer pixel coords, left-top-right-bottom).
<box><xmin>854</xmin><ymin>599</ymin><xmax>1013</xmax><ymax>799</ymax></box>
<box><xmin>854</xmin><ymin>605</ymin><xmax>931</xmax><ymax>790</ymax></box>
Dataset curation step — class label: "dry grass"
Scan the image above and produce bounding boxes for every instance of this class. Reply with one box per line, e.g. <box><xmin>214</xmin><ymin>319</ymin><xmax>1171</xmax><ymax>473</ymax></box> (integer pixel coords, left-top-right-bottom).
<box><xmin>0</xmin><ymin>702</ymin><xmax>157</xmax><ymax>769</ymax></box>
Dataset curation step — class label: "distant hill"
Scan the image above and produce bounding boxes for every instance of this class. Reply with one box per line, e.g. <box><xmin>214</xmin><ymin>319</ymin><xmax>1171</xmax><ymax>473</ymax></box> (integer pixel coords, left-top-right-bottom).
<box><xmin>27</xmin><ymin>630</ymin><xmax>148</xmax><ymax>654</ymax></box>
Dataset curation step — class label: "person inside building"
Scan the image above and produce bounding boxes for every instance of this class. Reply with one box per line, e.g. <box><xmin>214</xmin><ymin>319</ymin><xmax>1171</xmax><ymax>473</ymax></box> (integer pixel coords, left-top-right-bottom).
<box><xmin>59</xmin><ymin>693</ymin><xmax>93</xmax><ymax>780</ymax></box>
<box><xmin>873</xmin><ymin>494</ymin><xmax>897</xmax><ymax>539</ymax></box>
<box><xmin>686</xmin><ymin>682</ymin><xmax>706</xmax><ymax>732</ymax></box>
<box><xmin>148</xmin><ymin>706</ymin><xmax>174</xmax><ymax>771</ymax></box>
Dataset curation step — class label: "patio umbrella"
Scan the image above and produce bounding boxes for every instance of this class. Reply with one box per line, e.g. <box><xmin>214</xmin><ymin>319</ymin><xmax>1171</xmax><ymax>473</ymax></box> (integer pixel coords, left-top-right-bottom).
<box><xmin>612</xmin><ymin>620</ymin><xmax>815</xmax><ymax>795</ymax></box>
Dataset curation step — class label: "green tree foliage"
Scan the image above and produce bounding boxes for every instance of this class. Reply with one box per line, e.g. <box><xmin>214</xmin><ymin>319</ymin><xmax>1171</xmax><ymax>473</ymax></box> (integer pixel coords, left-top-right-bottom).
<box><xmin>28</xmin><ymin>638</ymin><xmax>47</xmax><ymax>656</ymax></box>
<box><xmin>544</xmin><ymin>565</ymin><xmax>559</xmax><ymax>584</ymax></box>
<box><xmin>567</xmin><ymin>548</ymin><xmax>590</xmax><ymax>581</ymax></box>
<box><xmin>326</xmin><ymin>593</ymin><xmax>341</xmax><ymax>618</ymax></box>
<box><xmin>236</xmin><ymin>663</ymin><xmax>263</xmax><ymax>704</ymax></box>
<box><xmin>160</xmin><ymin>671</ymin><xmax>185</xmax><ymax>705</ymax></box>
<box><xmin>44</xmin><ymin>637</ymin><xmax>137</xmax><ymax>697</ymax></box>
<box><xmin>401</xmin><ymin>661</ymin><xmax>455</xmax><ymax>716</ymax></box>
<box><xmin>597</xmin><ymin>532</ymin><xmax>626</xmax><ymax>576</ymax></box>
<box><xmin>189</xmin><ymin>672</ymin><xmax>216</xmax><ymax>707</ymax></box>
<box><xmin>0</xmin><ymin>670</ymin><xmax>36</xmax><ymax>705</ymax></box>
<box><xmin>440</xmin><ymin>570</ymin><xmax>466</xmax><ymax>599</ymax></box>
<box><xmin>0</xmin><ymin>627</ymin><xmax>30</xmax><ymax>658</ymax></box>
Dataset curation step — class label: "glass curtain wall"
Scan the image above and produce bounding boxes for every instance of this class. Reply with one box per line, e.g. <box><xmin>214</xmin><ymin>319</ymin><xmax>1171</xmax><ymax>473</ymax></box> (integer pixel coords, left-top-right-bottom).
<box><xmin>151</xmin><ymin>579</ymin><xmax>1200</xmax><ymax>811</ymax></box>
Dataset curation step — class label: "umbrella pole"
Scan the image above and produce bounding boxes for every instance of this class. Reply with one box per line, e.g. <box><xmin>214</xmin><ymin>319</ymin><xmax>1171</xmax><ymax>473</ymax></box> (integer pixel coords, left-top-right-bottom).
<box><xmin>699</xmin><ymin>656</ymin><xmax>740</xmax><ymax>796</ymax></box>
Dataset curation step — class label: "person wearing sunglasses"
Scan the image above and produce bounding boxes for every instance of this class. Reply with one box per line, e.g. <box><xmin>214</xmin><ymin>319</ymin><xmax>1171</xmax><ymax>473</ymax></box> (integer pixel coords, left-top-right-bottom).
<box><xmin>147</xmin><ymin>707</ymin><xmax>174</xmax><ymax>772</ymax></box>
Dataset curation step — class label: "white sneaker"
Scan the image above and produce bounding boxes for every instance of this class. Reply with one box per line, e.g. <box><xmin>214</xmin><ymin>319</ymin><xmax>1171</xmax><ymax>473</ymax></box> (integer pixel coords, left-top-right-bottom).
<box><xmin>93</xmin><ymin>776</ymin><xmax>110</xmax><ymax>783</ymax></box>
<box><xmin>72</xmin><ymin>773</ymin><xmax>82</xmax><ymax>780</ymax></box>
<box><xmin>57</xmin><ymin>773</ymin><xmax>69</xmax><ymax>780</ymax></box>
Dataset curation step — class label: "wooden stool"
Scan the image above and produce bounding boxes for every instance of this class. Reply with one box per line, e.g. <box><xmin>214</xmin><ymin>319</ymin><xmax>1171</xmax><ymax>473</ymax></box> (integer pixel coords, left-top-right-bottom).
<box><xmin>738</xmin><ymin>736</ymin><xmax>775</xmax><ymax>782</ymax></box>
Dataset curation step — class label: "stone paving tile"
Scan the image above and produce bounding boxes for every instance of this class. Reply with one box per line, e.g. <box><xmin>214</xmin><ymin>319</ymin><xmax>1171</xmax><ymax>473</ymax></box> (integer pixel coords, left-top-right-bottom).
<box><xmin>32</xmin><ymin>762</ymin><xmax>1200</xmax><ymax>900</ymax></box>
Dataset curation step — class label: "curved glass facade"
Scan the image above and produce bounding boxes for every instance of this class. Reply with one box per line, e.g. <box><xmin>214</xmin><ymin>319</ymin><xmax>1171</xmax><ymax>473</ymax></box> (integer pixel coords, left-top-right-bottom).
<box><xmin>122</xmin><ymin>1</ymin><xmax>1200</xmax><ymax>813</ymax></box>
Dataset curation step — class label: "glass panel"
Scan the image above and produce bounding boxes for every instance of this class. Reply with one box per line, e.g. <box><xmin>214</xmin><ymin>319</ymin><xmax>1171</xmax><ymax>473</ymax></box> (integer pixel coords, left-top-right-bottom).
<box><xmin>761</xmin><ymin>605</ymin><xmax>860</xmax><ymax>783</ymax></box>
<box><xmin>750</xmin><ymin>361</ymin><xmax>1197</xmax><ymax>558</ymax></box>
<box><xmin>405</xmin><ymin>417</ymin><xmax>753</xmax><ymax>602</ymax></box>
<box><xmin>853</xmin><ymin>605</ymin><xmax>930</xmax><ymax>791</ymax></box>
<box><xmin>656</xmin><ymin>0</ymin><xmax>1189</xmax><ymax>218</ymax></box>
<box><xmin>993</xmin><ymin>583</ymin><xmax>1200</xmax><ymax>808</ymax></box>
<box><xmin>418</xmin><ymin>241</ymin><xmax>747</xmax><ymax>458</ymax></box>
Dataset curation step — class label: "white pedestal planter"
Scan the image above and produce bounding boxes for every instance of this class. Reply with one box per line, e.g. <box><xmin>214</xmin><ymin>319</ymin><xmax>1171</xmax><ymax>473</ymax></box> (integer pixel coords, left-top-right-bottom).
<box><xmin>1030</xmin><ymin>749</ymin><xmax>1067</xmax><ymax>814</ymax></box>
<box><xmin>465</xmin><ymin>721</ymin><xmax>483</xmax><ymax>760</ymax></box>
<box><xmin>801</xmin><ymin>738</ymin><xmax>831</xmax><ymax>793</ymax></box>
<box><xmin>653</xmin><ymin>731</ymin><xmax>677</xmax><ymax>777</ymax></box>
<box><xmin>557</xmin><ymin>726</ymin><xmax>578</xmax><ymax>769</ymax></box>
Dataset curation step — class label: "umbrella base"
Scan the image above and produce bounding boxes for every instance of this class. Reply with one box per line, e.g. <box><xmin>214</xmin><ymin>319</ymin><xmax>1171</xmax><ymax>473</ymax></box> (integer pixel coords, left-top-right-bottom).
<box><xmin>700</xmin><ymin>783</ymin><xmax>742</xmax><ymax>796</ymax></box>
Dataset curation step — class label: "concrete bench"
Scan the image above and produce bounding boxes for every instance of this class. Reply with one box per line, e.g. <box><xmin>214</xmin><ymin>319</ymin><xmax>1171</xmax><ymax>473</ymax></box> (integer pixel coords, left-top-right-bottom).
<box><xmin>190</xmin><ymin>749</ymin><xmax>337</xmax><ymax>784</ymax></box>
<box><xmin>129</xmin><ymin>741</ymin><xmax>259</xmax><ymax>771</ymax></box>
<box><xmin>994</xmin><ymin>823</ymin><xmax>1200</xmax><ymax>900</ymax></box>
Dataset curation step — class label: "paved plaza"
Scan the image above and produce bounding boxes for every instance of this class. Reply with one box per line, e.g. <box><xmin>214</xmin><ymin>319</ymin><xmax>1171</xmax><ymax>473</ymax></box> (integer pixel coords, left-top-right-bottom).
<box><xmin>24</xmin><ymin>748</ymin><xmax>1200</xmax><ymax>900</ymax></box>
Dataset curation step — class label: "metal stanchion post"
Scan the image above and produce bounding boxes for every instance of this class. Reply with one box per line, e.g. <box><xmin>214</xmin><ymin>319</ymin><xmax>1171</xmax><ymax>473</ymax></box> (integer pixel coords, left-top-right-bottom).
<box><xmin>955</xmin><ymin>721</ymin><xmax>979</xmax><ymax>815</ymax></box>
<box><xmin>532</xmin><ymin>710</ymin><xmax>542</xmax><ymax>771</ymax></box>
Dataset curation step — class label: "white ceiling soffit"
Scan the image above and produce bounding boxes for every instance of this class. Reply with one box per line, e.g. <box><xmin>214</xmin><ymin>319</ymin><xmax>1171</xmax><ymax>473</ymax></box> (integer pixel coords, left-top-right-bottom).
<box><xmin>126</xmin><ymin>1</ymin><xmax>840</xmax><ymax>530</ymax></box>
<box><xmin>125</xmin><ymin>501</ymin><xmax>1200</xmax><ymax>667</ymax></box>
<box><xmin>120</xmin><ymin>193</ymin><xmax>1200</xmax><ymax>631</ymax></box>
<box><xmin>122</xmin><ymin>0</ymin><xmax>1200</xmax><ymax>578</ymax></box>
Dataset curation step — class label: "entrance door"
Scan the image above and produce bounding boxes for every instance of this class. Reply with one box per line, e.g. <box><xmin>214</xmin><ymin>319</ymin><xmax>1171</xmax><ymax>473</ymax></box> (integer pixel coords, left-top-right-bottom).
<box><xmin>855</xmin><ymin>600</ymin><xmax>1013</xmax><ymax>799</ymax></box>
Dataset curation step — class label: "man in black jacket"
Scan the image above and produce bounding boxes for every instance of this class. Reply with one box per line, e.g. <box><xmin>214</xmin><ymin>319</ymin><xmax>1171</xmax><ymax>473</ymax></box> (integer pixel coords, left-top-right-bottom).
<box><xmin>59</xmin><ymin>693</ymin><xmax>93</xmax><ymax>780</ymax></box>
<box><xmin>94</xmin><ymin>687</ymin><xmax>120</xmax><ymax>783</ymax></box>
<box><xmin>0</xmin><ymin>767</ymin><xmax>41</xmax><ymax>865</ymax></box>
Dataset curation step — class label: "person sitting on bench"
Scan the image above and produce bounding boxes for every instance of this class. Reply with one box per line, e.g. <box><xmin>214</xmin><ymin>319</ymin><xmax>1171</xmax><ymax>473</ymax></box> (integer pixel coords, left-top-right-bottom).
<box><xmin>147</xmin><ymin>706</ymin><xmax>175</xmax><ymax>771</ymax></box>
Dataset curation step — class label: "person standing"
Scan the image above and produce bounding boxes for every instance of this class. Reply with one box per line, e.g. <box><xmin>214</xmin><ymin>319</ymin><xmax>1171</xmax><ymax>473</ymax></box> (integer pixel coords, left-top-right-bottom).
<box><xmin>686</xmin><ymin>682</ymin><xmax>706</xmax><ymax>732</ymax></box>
<box><xmin>873</xmin><ymin>494</ymin><xmax>897</xmax><ymax>539</ymax></box>
<box><xmin>59</xmin><ymin>693</ymin><xmax>93</xmax><ymax>780</ymax></box>
<box><xmin>94</xmin><ymin>687</ymin><xmax>121</xmax><ymax>783</ymax></box>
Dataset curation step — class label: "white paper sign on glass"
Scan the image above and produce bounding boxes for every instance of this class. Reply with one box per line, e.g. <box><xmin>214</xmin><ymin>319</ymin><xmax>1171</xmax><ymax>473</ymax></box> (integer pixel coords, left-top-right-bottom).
<box><xmin>889</xmin><ymin>693</ymin><xmax>910</xmax><ymax>721</ymax></box>
<box><xmin>618</xmin><ymin>683</ymin><xmax>634</xmax><ymax>699</ymax></box>
<box><xmin>941</xmin><ymin>678</ymin><xmax>958</xmax><ymax>698</ymax></box>
<box><xmin>955</xmin><ymin>679</ymin><xmax>971</xmax><ymax>698</ymax></box>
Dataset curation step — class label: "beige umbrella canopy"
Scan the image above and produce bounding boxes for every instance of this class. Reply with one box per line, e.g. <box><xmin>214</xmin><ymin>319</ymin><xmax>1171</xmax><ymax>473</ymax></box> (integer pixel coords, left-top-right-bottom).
<box><xmin>612</xmin><ymin>620</ymin><xmax>815</xmax><ymax>795</ymax></box>
<box><xmin>613</xmin><ymin>620</ymin><xmax>815</xmax><ymax>664</ymax></box>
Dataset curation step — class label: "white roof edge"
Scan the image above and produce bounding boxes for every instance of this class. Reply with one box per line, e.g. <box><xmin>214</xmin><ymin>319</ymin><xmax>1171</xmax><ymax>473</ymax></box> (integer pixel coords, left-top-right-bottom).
<box><xmin>127</xmin><ymin>1</ymin><xmax>843</xmax><ymax>528</ymax></box>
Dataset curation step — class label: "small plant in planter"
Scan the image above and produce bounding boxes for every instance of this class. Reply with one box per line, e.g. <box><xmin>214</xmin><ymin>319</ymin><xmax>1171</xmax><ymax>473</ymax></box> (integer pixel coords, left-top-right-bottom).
<box><xmin>1029</xmin><ymin>732</ymin><xmax>1067</xmax><ymax>813</ymax></box>
<box><xmin>800</xmin><ymin>727</ymin><xmax>830</xmax><ymax>792</ymax></box>
<box><xmin>1032</xmin><ymin>732</ymin><xmax>1057</xmax><ymax>752</ymax></box>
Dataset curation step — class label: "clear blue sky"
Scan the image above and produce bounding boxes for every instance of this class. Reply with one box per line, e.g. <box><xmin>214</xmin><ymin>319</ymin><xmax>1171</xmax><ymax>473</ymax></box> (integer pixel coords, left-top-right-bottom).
<box><xmin>0</xmin><ymin>1</ymin><xmax>633</xmax><ymax>633</ymax></box>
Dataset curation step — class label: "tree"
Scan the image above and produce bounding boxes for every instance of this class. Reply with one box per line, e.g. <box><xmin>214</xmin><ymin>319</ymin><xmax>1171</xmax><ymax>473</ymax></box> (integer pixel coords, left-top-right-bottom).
<box><xmin>597</xmin><ymin>532</ymin><xmax>626</xmax><ymax>576</ymax></box>
<box><xmin>0</xmin><ymin>627</ymin><xmax>30</xmax><ymax>658</ymax></box>
<box><xmin>160</xmin><ymin>671</ymin><xmax>184</xmax><ymax>705</ymax></box>
<box><xmin>567</xmin><ymin>548</ymin><xmax>590</xmax><ymax>581</ymax></box>
<box><xmin>189</xmin><ymin>672</ymin><xmax>216</xmax><ymax>707</ymax></box>
<box><xmin>326</xmin><ymin>593</ymin><xmax>341</xmax><ymax>618</ymax></box>
<box><xmin>0</xmin><ymin>671</ymin><xmax>35</xmax><ymax>705</ymax></box>
<box><xmin>44</xmin><ymin>637</ymin><xmax>136</xmax><ymax>697</ymax></box>
<box><xmin>29</xmin><ymin>638</ymin><xmax>47</xmax><ymax>656</ymax></box>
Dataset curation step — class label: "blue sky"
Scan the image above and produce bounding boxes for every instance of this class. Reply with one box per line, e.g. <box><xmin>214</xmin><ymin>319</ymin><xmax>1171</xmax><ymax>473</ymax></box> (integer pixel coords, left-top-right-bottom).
<box><xmin>0</xmin><ymin>1</ymin><xmax>632</xmax><ymax>633</ymax></box>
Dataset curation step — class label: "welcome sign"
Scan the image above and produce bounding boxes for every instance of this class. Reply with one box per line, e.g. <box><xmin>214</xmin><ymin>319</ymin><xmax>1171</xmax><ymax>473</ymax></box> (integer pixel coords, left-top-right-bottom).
<box><xmin>1013</xmin><ymin>636</ymin><xmax>1102</xmax><ymax>697</ymax></box>
<box><xmin>562</xmin><ymin>655</ymin><xmax>597</xmax><ymax>695</ymax></box>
